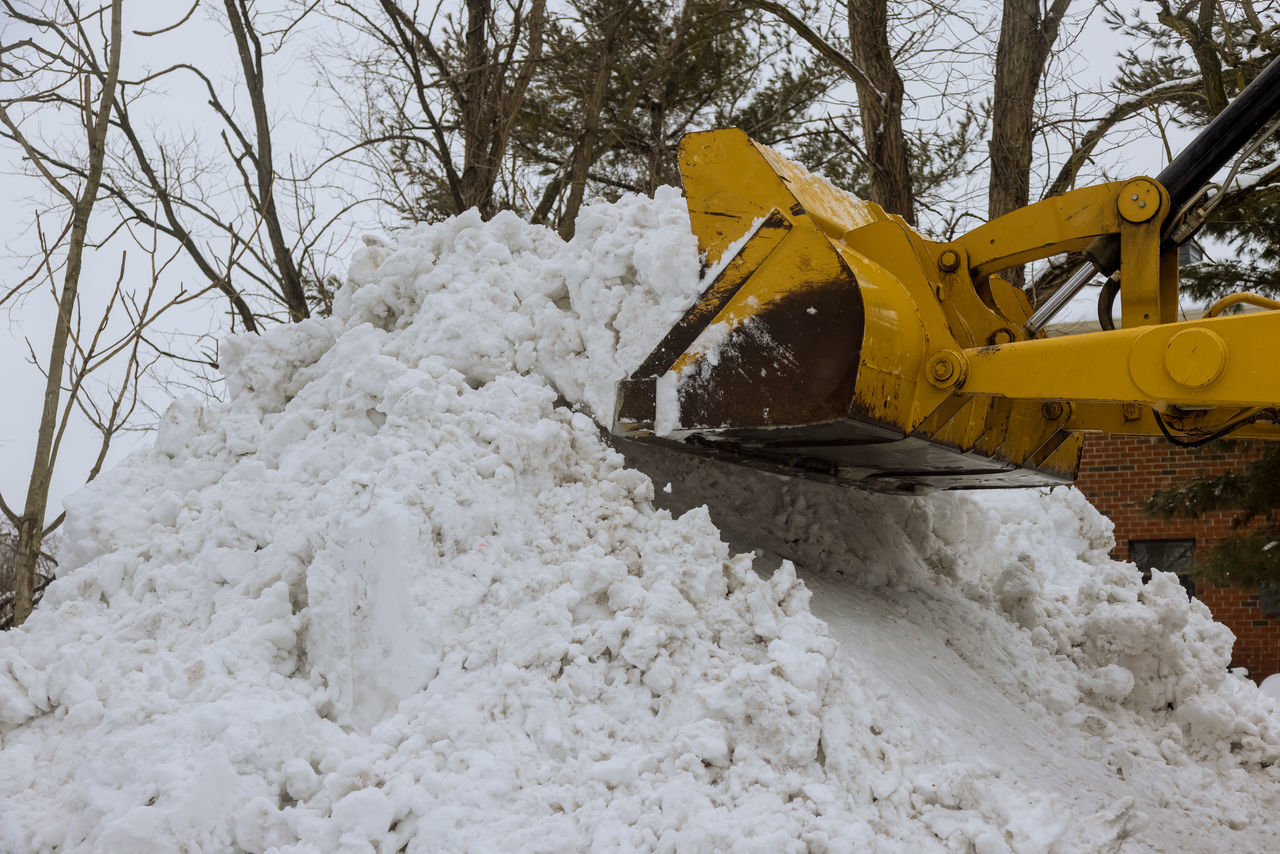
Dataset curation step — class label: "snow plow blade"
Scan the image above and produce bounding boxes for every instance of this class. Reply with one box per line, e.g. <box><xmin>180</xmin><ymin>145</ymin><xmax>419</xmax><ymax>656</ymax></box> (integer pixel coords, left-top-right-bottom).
<box><xmin>612</xmin><ymin>129</ymin><xmax>1081</xmax><ymax>493</ymax></box>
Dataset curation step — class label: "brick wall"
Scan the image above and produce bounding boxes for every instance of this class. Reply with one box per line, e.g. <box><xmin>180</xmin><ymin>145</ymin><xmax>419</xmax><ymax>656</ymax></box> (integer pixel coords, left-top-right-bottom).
<box><xmin>1074</xmin><ymin>434</ymin><xmax>1280</xmax><ymax>680</ymax></box>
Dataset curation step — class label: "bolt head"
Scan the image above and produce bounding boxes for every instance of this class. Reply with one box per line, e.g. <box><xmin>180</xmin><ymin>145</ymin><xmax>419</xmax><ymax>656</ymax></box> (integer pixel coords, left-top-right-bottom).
<box><xmin>925</xmin><ymin>350</ymin><xmax>966</xmax><ymax>388</ymax></box>
<box><xmin>1119</xmin><ymin>179</ymin><xmax>1161</xmax><ymax>223</ymax></box>
<box><xmin>1041</xmin><ymin>401</ymin><xmax>1064</xmax><ymax>420</ymax></box>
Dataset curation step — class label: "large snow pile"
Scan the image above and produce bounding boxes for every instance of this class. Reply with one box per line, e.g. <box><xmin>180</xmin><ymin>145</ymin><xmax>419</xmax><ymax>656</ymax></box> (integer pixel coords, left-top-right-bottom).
<box><xmin>3</xmin><ymin>189</ymin><xmax>1279</xmax><ymax>852</ymax></box>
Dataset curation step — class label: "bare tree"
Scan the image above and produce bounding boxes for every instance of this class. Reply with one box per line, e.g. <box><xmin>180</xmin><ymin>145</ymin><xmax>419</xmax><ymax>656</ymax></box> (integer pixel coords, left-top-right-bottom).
<box><xmin>982</xmin><ymin>0</ymin><xmax>1074</xmax><ymax>288</ymax></box>
<box><xmin>1</xmin><ymin>0</ymin><xmax>125</xmax><ymax>626</ymax></box>
<box><xmin>11</xmin><ymin>1</ymin><xmax>349</xmax><ymax>333</ymax></box>
<box><xmin>327</xmin><ymin>0</ymin><xmax>548</xmax><ymax>222</ymax></box>
<box><xmin>321</xmin><ymin>0</ymin><xmax>834</xmax><ymax>232</ymax></box>
<box><xmin>845</xmin><ymin>0</ymin><xmax>915</xmax><ymax>224</ymax></box>
<box><xmin>0</xmin><ymin>519</ymin><xmax>56</xmax><ymax>629</ymax></box>
<box><xmin>105</xmin><ymin>0</ymin><xmax>340</xmax><ymax>327</ymax></box>
<box><xmin>0</xmin><ymin>1</ymin><xmax>238</xmax><ymax>626</ymax></box>
<box><xmin>988</xmin><ymin>0</ymin><xmax>1073</xmax><ymax>222</ymax></box>
<box><xmin>222</xmin><ymin>0</ymin><xmax>310</xmax><ymax>322</ymax></box>
<box><xmin>555</xmin><ymin>0</ymin><xmax>635</xmax><ymax>238</ymax></box>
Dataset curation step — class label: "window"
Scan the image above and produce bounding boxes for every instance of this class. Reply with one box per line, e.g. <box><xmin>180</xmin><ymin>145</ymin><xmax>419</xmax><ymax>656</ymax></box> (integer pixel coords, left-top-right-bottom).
<box><xmin>1177</xmin><ymin>240</ymin><xmax>1204</xmax><ymax>267</ymax></box>
<box><xmin>1130</xmin><ymin>538</ymin><xmax>1197</xmax><ymax>598</ymax></box>
<box><xmin>1259</xmin><ymin>582</ymin><xmax>1280</xmax><ymax>617</ymax></box>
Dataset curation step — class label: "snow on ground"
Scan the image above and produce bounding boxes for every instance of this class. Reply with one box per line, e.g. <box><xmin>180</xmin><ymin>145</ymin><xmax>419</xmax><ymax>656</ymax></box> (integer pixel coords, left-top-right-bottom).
<box><xmin>2</xmin><ymin>188</ymin><xmax>1279</xmax><ymax>852</ymax></box>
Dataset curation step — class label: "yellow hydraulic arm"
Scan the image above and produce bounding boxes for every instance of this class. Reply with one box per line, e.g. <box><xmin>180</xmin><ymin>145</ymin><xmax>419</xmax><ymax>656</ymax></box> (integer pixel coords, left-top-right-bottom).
<box><xmin>921</xmin><ymin>177</ymin><xmax>1280</xmax><ymax>444</ymax></box>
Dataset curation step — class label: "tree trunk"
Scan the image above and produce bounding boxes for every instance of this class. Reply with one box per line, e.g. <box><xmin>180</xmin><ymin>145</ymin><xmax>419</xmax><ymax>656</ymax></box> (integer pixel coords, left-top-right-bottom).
<box><xmin>459</xmin><ymin>0</ymin><xmax>496</xmax><ymax>215</ymax></box>
<box><xmin>1157</xmin><ymin>0</ymin><xmax>1227</xmax><ymax>113</ymax></box>
<box><xmin>989</xmin><ymin>0</ymin><xmax>1071</xmax><ymax>287</ymax></box>
<box><xmin>13</xmin><ymin>0</ymin><xmax>123</xmax><ymax>626</ymax></box>
<box><xmin>224</xmin><ymin>0</ymin><xmax>309</xmax><ymax>322</ymax></box>
<box><xmin>449</xmin><ymin>0</ymin><xmax>545</xmax><ymax>217</ymax></box>
<box><xmin>559</xmin><ymin>4</ymin><xmax>626</xmax><ymax>239</ymax></box>
<box><xmin>989</xmin><ymin>0</ymin><xmax>1072</xmax><ymax>219</ymax></box>
<box><xmin>847</xmin><ymin>0</ymin><xmax>915</xmax><ymax>224</ymax></box>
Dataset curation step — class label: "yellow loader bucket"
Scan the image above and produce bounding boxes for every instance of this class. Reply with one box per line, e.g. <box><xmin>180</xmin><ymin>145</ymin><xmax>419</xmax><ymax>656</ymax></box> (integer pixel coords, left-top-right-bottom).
<box><xmin>613</xmin><ymin>129</ymin><xmax>1081</xmax><ymax>492</ymax></box>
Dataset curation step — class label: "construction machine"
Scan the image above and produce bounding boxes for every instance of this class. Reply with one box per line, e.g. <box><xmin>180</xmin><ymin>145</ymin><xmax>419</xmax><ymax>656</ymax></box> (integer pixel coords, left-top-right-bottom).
<box><xmin>612</xmin><ymin>57</ymin><xmax>1280</xmax><ymax>493</ymax></box>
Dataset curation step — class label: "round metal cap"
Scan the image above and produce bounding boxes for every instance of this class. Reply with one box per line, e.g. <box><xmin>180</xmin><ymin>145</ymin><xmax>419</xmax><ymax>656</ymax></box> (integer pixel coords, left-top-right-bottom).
<box><xmin>1164</xmin><ymin>327</ymin><xmax>1227</xmax><ymax>388</ymax></box>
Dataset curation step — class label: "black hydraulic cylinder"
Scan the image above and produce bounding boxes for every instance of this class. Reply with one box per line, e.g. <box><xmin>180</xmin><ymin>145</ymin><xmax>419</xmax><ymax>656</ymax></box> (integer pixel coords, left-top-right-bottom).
<box><xmin>1157</xmin><ymin>54</ymin><xmax>1280</xmax><ymax>215</ymax></box>
<box><xmin>1088</xmin><ymin>53</ymin><xmax>1280</xmax><ymax>275</ymax></box>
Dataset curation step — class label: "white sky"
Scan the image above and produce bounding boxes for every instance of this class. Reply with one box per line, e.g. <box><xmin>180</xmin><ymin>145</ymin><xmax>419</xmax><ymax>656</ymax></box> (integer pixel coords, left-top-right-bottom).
<box><xmin>0</xmin><ymin>1</ymin><xmax>1212</xmax><ymax>523</ymax></box>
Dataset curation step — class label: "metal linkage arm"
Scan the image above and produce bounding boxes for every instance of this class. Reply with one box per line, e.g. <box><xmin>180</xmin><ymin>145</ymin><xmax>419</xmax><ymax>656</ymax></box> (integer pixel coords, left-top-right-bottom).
<box><xmin>948</xmin><ymin>309</ymin><xmax>1280</xmax><ymax>409</ymax></box>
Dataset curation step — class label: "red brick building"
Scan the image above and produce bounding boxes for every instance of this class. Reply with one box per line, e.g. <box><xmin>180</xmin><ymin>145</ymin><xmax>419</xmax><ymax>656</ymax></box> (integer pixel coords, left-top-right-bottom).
<box><xmin>1074</xmin><ymin>434</ymin><xmax>1280</xmax><ymax>680</ymax></box>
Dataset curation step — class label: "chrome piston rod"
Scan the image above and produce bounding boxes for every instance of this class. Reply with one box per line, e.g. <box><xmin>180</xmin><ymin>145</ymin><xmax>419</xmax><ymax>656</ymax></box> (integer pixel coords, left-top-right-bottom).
<box><xmin>1024</xmin><ymin>262</ymin><xmax>1099</xmax><ymax>336</ymax></box>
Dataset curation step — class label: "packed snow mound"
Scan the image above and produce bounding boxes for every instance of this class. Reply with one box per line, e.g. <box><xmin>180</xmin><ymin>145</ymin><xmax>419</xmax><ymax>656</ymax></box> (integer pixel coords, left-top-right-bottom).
<box><xmin>2</xmin><ymin>189</ymin><xmax>1280</xmax><ymax>852</ymax></box>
